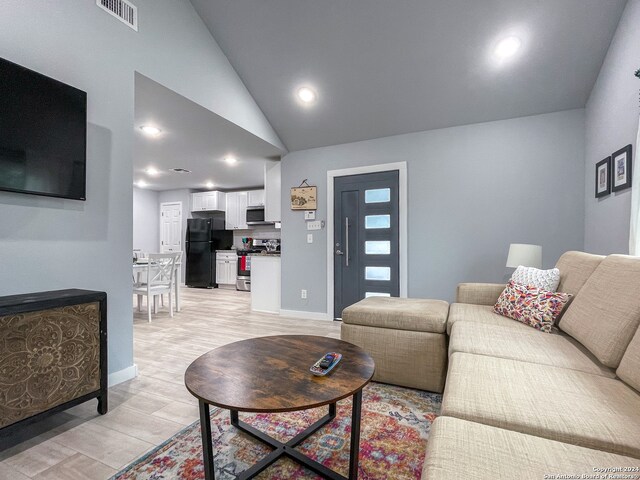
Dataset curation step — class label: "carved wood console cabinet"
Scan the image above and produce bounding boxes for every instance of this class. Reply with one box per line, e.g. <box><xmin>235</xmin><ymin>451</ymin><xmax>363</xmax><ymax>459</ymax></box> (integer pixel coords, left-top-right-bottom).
<box><xmin>0</xmin><ymin>289</ymin><xmax>107</xmax><ymax>437</ymax></box>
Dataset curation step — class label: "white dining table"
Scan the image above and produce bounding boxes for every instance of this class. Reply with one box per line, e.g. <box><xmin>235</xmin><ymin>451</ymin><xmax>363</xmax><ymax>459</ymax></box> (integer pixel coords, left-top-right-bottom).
<box><xmin>133</xmin><ymin>261</ymin><xmax>182</xmax><ymax>312</ymax></box>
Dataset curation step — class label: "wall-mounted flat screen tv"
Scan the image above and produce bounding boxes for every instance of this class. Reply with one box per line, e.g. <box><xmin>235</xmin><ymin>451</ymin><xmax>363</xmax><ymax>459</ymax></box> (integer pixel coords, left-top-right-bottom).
<box><xmin>0</xmin><ymin>57</ymin><xmax>87</xmax><ymax>200</ymax></box>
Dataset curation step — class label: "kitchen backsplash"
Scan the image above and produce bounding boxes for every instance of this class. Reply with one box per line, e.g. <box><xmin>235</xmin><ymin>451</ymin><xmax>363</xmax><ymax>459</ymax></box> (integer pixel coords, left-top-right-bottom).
<box><xmin>232</xmin><ymin>225</ymin><xmax>281</xmax><ymax>249</ymax></box>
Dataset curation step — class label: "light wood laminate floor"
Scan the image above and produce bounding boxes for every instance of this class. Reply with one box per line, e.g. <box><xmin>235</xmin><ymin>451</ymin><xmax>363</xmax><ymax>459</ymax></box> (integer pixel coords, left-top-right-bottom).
<box><xmin>0</xmin><ymin>287</ymin><xmax>340</xmax><ymax>479</ymax></box>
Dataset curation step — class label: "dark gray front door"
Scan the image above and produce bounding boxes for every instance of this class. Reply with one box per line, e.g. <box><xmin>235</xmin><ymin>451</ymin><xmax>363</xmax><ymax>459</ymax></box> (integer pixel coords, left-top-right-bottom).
<box><xmin>334</xmin><ymin>171</ymin><xmax>400</xmax><ymax>318</ymax></box>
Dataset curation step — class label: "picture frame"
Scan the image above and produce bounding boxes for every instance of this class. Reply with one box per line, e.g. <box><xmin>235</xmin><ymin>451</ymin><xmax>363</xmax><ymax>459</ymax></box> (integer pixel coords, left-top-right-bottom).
<box><xmin>290</xmin><ymin>186</ymin><xmax>317</xmax><ymax>210</ymax></box>
<box><xmin>595</xmin><ymin>156</ymin><xmax>611</xmax><ymax>198</ymax></box>
<box><xmin>611</xmin><ymin>144</ymin><xmax>633</xmax><ymax>193</ymax></box>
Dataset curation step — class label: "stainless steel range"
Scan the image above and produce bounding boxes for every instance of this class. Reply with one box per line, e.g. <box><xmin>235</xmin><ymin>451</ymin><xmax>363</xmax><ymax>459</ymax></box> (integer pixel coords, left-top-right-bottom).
<box><xmin>236</xmin><ymin>239</ymin><xmax>281</xmax><ymax>291</ymax></box>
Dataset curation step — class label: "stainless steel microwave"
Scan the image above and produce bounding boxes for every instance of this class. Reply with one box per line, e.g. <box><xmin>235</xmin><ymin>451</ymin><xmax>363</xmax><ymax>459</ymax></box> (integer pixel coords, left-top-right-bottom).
<box><xmin>246</xmin><ymin>206</ymin><xmax>273</xmax><ymax>226</ymax></box>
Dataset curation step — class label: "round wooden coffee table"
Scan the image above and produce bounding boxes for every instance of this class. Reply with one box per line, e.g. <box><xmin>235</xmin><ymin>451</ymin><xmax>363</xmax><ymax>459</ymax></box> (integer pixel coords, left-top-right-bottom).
<box><xmin>185</xmin><ymin>335</ymin><xmax>375</xmax><ymax>480</ymax></box>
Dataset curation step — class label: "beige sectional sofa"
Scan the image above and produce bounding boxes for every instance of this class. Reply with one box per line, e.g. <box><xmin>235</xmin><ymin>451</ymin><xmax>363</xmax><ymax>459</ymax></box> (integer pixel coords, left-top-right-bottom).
<box><xmin>343</xmin><ymin>251</ymin><xmax>640</xmax><ymax>478</ymax></box>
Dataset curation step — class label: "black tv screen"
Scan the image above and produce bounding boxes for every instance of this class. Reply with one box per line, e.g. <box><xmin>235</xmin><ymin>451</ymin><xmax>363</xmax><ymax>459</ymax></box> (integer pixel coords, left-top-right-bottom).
<box><xmin>0</xmin><ymin>58</ymin><xmax>87</xmax><ymax>200</ymax></box>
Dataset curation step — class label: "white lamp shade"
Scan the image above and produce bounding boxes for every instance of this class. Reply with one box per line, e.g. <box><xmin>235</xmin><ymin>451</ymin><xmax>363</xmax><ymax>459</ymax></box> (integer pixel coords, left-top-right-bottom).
<box><xmin>506</xmin><ymin>244</ymin><xmax>542</xmax><ymax>269</ymax></box>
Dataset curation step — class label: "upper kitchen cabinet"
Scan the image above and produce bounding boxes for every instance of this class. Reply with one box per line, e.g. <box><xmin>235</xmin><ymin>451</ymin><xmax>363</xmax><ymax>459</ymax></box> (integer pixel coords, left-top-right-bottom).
<box><xmin>191</xmin><ymin>191</ymin><xmax>226</xmax><ymax>212</ymax></box>
<box><xmin>225</xmin><ymin>191</ymin><xmax>248</xmax><ymax>230</ymax></box>
<box><xmin>265</xmin><ymin>162</ymin><xmax>281</xmax><ymax>222</ymax></box>
<box><xmin>247</xmin><ymin>189</ymin><xmax>265</xmax><ymax>207</ymax></box>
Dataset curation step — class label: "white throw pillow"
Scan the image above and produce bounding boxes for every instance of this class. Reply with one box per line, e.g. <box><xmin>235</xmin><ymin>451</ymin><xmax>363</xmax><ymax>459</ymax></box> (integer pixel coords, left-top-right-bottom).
<box><xmin>511</xmin><ymin>266</ymin><xmax>560</xmax><ymax>292</ymax></box>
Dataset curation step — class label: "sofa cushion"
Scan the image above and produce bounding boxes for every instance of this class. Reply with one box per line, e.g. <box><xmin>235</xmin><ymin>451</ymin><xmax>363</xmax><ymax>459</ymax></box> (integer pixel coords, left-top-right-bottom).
<box><xmin>342</xmin><ymin>297</ymin><xmax>448</xmax><ymax>333</ymax></box>
<box><xmin>618</xmin><ymin>327</ymin><xmax>640</xmax><ymax>392</ymax></box>
<box><xmin>447</xmin><ymin>303</ymin><xmax>533</xmax><ymax>335</ymax></box>
<box><xmin>555</xmin><ymin>251</ymin><xmax>604</xmax><ymax>296</ymax></box>
<box><xmin>494</xmin><ymin>281</ymin><xmax>570</xmax><ymax>333</ymax></box>
<box><xmin>442</xmin><ymin>352</ymin><xmax>640</xmax><ymax>457</ymax></box>
<box><xmin>455</xmin><ymin>283</ymin><xmax>505</xmax><ymax>306</ymax></box>
<box><xmin>511</xmin><ymin>265</ymin><xmax>560</xmax><ymax>291</ymax></box>
<box><xmin>449</xmin><ymin>321</ymin><xmax>615</xmax><ymax>378</ymax></box>
<box><xmin>422</xmin><ymin>417</ymin><xmax>640</xmax><ymax>480</ymax></box>
<box><xmin>559</xmin><ymin>255</ymin><xmax>640</xmax><ymax>368</ymax></box>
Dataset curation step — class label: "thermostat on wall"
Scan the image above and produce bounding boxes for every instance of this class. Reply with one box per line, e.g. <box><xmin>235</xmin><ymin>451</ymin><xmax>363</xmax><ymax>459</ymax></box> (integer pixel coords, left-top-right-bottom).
<box><xmin>304</xmin><ymin>211</ymin><xmax>316</xmax><ymax>220</ymax></box>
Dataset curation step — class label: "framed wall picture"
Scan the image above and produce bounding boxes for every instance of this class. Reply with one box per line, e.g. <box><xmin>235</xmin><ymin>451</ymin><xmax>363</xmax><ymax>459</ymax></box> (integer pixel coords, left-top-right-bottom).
<box><xmin>611</xmin><ymin>144</ymin><xmax>633</xmax><ymax>192</ymax></box>
<box><xmin>290</xmin><ymin>186</ymin><xmax>317</xmax><ymax>210</ymax></box>
<box><xmin>595</xmin><ymin>156</ymin><xmax>611</xmax><ymax>198</ymax></box>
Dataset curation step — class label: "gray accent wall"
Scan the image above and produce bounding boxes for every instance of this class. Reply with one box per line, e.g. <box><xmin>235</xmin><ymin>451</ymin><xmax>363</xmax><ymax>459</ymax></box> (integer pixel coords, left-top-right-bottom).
<box><xmin>133</xmin><ymin>187</ymin><xmax>159</xmax><ymax>254</ymax></box>
<box><xmin>584</xmin><ymin>0</ymin><xmax>640</xmax><ymax>254</ymax></box>
<box><xmin>281</xmin><ymin>109</ymin><xmax>586</xmax><ymax>312</ymax></box>
<box><xmin>0</xmin><ymin>0</ymin><xmax>282</xmax><ymax>378</ymax></box>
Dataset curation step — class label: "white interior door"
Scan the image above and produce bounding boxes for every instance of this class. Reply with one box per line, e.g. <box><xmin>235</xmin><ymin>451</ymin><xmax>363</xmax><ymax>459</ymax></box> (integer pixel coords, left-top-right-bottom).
<box><xmin>160</xmin><ymin>202</ymin><xmax>182</xmax><ymax>253</ymax></box>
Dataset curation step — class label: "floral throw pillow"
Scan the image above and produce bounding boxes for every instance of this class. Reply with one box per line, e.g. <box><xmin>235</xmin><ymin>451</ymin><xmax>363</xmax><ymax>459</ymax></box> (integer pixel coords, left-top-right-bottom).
<box><xmin>494</xmin><ymin>281</ymin><xmax>571</xmax><ymax>333</ymax></box>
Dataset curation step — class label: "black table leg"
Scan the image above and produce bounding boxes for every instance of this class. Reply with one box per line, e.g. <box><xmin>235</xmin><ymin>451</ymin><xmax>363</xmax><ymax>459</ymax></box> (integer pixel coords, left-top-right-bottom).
<box><xmin>220</xmin><ymin>396</ymin><xmax>363</xmax><ymax>480</ymax></box>
<box><xmin>230</xmin><ymin>409</ymin><xmax>239</xmax><ymax>426</ymax></box>
<box><xmin>348</xmin><ymin>390</ymin><xmax>363</xmax><ymax>480</ymax></box>
<box><xmin>199</xmin><ymin>401</ymin><xmax>215</xmax><ymax>480</ymax></box>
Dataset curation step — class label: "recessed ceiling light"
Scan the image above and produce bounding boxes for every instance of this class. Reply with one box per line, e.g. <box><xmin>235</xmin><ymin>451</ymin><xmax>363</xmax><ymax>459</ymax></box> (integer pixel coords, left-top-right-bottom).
<box><xmin>140</xmin><ymin>125</ymin><xmax>161</xmax><ymax>136</ymax></box>
<box><xmin>297</xmin><ymin>87</ymin><xmax>317</xmax><ymax>104</ymax></box>
<box><xmin>206</xmin><ymin>181</ymin><xmax>215</xmax><ymax>189</ymax></box>
<box><xmin>145</xmin><ymin>167</ymin><xmax>159</xmax><ymax>176</ymax></box>
<box><xmin>135</xmin><ymin>180</ymin><xmax>147</xmax><ymax>188</ymax></box>
<box><xmin>494</xmin><ymin>36</ymin><xmax>522</xmax><ymax>60</ymax></box>
<box><xmin>225</xmin><ymin>155</ymin><xmax>237</xmax><ymax>165</ymax></box>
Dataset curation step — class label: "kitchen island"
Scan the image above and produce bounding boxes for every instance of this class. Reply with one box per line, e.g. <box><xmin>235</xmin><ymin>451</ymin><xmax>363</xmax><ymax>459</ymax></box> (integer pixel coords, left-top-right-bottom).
<box><xmin>250</xmin><ymin>254</ymin><xmax>281</xmax><ymax>314</ymax></box>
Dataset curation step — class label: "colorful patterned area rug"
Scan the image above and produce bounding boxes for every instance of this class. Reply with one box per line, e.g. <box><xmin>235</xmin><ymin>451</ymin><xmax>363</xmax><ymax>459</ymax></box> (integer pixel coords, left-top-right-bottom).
<box><xmin>111</xmin><ymin>383</ymin><xmax>441</xmax><ymax>480</ymax></box>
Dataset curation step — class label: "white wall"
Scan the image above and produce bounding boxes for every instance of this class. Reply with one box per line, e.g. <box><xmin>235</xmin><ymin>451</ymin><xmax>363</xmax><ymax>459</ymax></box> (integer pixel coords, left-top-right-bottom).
<box><xmin>584</xmin><ymin>0</ymin><xmax>640</xmax><ymax>254</ymax></box>
<box><xmin>0</xmin><ymin>0</ymin><xmax>282</xmax><ymax>380</ymax></box>
<box><xmin>133</xmin><ymin>187</ymin><xmax>159</xmax><ymax>253</ymax></box>
<box><xmin>281</xmin><ymin>109</ymin><xmax>586</xmax><ymax>313</ymax></box>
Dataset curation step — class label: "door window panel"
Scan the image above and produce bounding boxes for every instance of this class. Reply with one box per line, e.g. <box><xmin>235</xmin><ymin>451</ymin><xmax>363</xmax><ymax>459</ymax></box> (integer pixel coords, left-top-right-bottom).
<box><xmin>365</xmin><ymin>266</ymin><xmax>391</xmax><ymax>281</ymax></box>
<box><xmin>365</xmin><ymin>188</ymin><xmax>391</xmax><ymax>203</ymax></box>
<box><xmin>365</xmin><ymin>241</ymin><xmax>391</xmax><ymax>255</ymax></box>
<box><xmin>365</xmin><ymin>292</ymin><xmax>391</xmax><ymax>298</ymax></box>
<box><xmin>365</xmin><ymin>215</ymin><xmax>390</xmax><ymax>229</ymax></box>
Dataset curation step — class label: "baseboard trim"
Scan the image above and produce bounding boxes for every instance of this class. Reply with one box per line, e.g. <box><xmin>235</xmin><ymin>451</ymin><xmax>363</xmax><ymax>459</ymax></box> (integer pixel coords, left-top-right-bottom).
<box><xmin>280</xmin><ymin>309</ymin><xmax>333</xmax><ymax>321</ymax></box>
<box><xmin>108</xmin><ymin>364</ymin><xmax>138</xmax><ymax>387</ymax></box>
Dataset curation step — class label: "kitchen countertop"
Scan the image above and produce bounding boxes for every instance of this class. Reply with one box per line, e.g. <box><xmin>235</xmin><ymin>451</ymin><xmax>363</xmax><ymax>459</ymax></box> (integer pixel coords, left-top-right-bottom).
<box><xmin>248</xmin><ymin>253</ymin><xmax>281</xmax><ymax>257</ymax></box>
<box><xmin>216</xmin><ymin>250</ymin><xmax>236</xmax><ymax>253</ymax></box>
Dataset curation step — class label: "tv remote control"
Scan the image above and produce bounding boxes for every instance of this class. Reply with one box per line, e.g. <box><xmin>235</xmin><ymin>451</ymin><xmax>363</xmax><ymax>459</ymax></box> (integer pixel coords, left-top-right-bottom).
<box><xmin>310</xmin><ymin>352</ymin><xmax>342</xmax><ymax>376</ymax></box>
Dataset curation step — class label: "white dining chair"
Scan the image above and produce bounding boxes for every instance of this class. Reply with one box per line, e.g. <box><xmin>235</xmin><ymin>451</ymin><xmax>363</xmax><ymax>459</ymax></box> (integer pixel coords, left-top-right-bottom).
<box><xmin>158</xmin><ymin>251</ymin><xmax>182</xmax><ymax>310</ymax></box>
<box><xmin>133</xmin><ymin>253</ymin><xmax>179</xmax><ymax>322</ymax></box>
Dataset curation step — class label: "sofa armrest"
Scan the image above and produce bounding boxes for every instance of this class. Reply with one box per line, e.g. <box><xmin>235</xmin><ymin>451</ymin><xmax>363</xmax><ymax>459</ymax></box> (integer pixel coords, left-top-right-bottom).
<box><xmin>455</xmin><ymin>283</ymin><xmax>505</xmax><ymax>306</ymax></box>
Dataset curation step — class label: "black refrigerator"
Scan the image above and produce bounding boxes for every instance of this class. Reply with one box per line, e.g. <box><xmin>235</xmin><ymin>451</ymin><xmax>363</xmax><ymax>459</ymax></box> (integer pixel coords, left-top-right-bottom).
<box><xmin>185</xmin><ymin>215</ymin><xmax>233</xmax><ymax>288</ymax></box>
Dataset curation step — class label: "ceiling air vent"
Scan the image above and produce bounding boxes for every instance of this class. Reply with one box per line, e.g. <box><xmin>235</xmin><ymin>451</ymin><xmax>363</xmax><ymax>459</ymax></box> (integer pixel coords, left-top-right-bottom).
<box><xmin>96</xmin><ymin>0</ymin><xmax>138</xmax><ymax>31</ymax></box>
<box><xmin>171</xmin><ymin>168</ymin><xmax>192</xmax><ymax>174</ymax></box>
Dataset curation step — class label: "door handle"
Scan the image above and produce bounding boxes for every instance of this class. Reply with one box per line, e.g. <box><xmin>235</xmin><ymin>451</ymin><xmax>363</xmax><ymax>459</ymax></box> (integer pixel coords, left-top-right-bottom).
<box><xmin>345</xmin><ymin>217</ymin><xmax>350</xmax><ymax>267</ymax></box>
<box><xmin>336</xmin><ymin>250</ymin><xmax>344</xmax><ymax>255</ymax></box>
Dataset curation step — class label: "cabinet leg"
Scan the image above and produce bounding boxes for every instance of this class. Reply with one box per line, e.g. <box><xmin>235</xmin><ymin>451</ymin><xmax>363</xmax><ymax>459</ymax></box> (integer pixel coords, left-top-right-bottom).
<box><xmin>97</xmin><ymin>393</ymin><xmax>108</xmax><ymax>415</ymax></box>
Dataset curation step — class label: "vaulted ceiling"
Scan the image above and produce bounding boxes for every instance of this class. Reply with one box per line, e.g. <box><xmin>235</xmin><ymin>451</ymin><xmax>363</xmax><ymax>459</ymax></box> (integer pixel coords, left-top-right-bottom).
<box><xmin>134</xmin><ymin>73</ymin><xmax>282</xmax><ymax>191</ymax></box>
<box><xmin>190</xmin><ymin>0</ymin><xmax>627</xmax><ymax>151</ymax></box>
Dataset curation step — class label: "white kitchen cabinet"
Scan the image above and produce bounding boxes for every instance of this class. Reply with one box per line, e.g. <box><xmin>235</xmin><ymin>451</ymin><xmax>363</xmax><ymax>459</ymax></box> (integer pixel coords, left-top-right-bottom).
<box><xmin>251</xmin><ymin>255</ymin><xmax>281</xmax><ymax>314</ymax></box>
<box><xmin>264</xmin><ymin>162</ymin><xmax>281</xmax><ymax>222</ymax></box>
<box><xmin>215</xmin><ymin>259</ymin><xmax>226</xmax><ymax>284</ymax></box>
<box><xmin>216</xmin><ymin>252</ymin><xmax>237</xmax><ymax>286</ymax></box>
<box><xmin>225</xmin><ymin>192</ymin><xmax>238</xmax><ymax>229</ymax></box>
<box><xmin>205</xmin><ymin>191</ymin><xmax>226</xmax><ymax>211</ymax></box>
<box><xmin>192</xmin><ymin>192</ymin><xmax>204</xmax><ymax>211</ymax></box>
<box><xmin>191</xmin><ymin>191</ymin><xmax>226</xmax><ymax>212</ymax></box>
<box><xmin>247</xmin><ymin>189</ymin><xmax>265</xmax><ymax>207</ymax></box>
<box><xmin>225</xmin><ymin>191</ymin><xmax>248</xmax><ymax>230</ymax></box>
<box><xmin>237</xmin><ymin>192</ymin><xmax>248</xmax><ymax>229</ymax></box>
